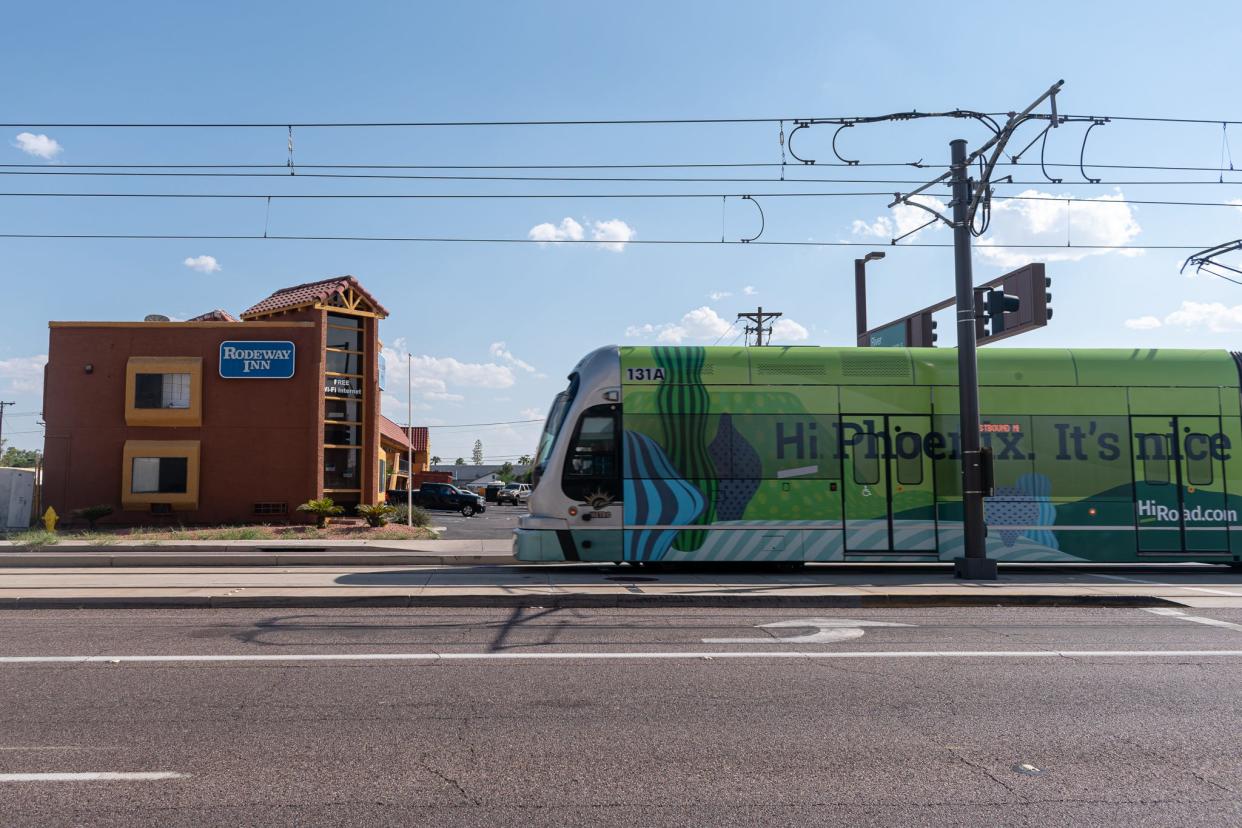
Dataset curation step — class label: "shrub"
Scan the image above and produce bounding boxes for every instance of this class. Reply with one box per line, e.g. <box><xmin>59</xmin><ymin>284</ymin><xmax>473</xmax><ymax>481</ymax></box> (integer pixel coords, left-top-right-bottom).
<box><xmin>296</xmin><ymin>497</ymin><xmax>344</xmax><ymax>528</ymax></box>
<box><xmin>391</xmin><ymin>503</ymin><xmax>431</xmax><ymax>527</ymax></box>
<box><xmin>356</xmin><ymin>503</ymin><xmax>398</xmax><ymax>528</ymax></box>
<box><xmin>72</xmin><ymin>504</ymin><xmax>114</xmax><ymax>530</ymax></box>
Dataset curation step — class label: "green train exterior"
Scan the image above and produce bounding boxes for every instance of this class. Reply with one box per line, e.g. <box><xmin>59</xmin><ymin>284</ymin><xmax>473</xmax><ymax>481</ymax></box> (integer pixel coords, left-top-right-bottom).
<box><xmin>513</xmin><ymin>346</ymin><xmax>1242</xmax><ymax>565</ymax></box>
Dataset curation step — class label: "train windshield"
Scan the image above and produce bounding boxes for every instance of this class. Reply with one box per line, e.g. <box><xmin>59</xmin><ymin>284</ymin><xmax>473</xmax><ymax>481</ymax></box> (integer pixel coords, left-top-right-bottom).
<box><xmin>532</xmin><ymin>375</ymin><xmax>578</xmax><ymax>487</ymax></box>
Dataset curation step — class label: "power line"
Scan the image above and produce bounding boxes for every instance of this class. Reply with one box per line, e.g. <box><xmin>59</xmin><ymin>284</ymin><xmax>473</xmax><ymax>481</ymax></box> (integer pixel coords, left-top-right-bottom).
<box><xmin>5</xmin><ymin>111</ymin><xmax>1242</xmax><ymax>129</ymax></box>
<box><xmin>1</xmin><ymin>168</ymin><xmax>1239</xmax><ymax>185</ymax></box>
<box><xmin>0</xmin><ymin>190</ymin><xmax>1238</xmax><ymax>209</ymax></box>
<box><xmin>1</xmin><ymin>159</ymin><xmax>1238</xmax><ymax>173</ymax></box>
<box><xmin>424</xmin><ymin>418</ymin><xmax>543</xmax><ymax>428</ymax></box>
<box><xmin>0</xmin><ymin>232</ymin><xmax>1220</xmax><ymax>250</ymax></box>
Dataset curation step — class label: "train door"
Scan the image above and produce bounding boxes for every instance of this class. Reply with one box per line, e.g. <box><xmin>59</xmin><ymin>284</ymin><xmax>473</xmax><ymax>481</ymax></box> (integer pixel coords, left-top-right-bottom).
<box><xmin>841</xmin><ymin>415</ymin><xmax>936</xmax><ymax>555</ymax></box>
<box><xmin>1132</xmin><ymin>415</ymin><xmax>1229</xmax><ymax>553</ymax></box>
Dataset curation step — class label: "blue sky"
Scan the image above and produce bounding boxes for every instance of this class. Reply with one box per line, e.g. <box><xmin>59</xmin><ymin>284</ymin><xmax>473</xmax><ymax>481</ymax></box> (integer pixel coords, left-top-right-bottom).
<box><xmin>2</xmin><ymin>1</ymin><xmax>1241</xmax><ymax>459</ymax></box>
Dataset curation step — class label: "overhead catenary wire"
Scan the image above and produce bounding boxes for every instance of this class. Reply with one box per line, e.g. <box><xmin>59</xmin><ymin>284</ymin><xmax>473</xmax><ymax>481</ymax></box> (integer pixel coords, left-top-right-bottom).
<box><xmin>1</xmin><ymin>190</ymin><xmax>1239</xmax><ymax>209</ymax></box>
<box><xmin>0</xmin><ymin>232</ymin><xmax>1223</xmax><ymax>250</ymax></box>
<box><xmin>5</xmin><ymin>111</ymin><xmax>1242</xmax><ymax>129</ymax></box>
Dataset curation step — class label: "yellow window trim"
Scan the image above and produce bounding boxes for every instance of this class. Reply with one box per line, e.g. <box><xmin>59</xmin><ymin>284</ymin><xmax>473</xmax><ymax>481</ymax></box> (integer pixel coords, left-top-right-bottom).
<box><xmin>324</xmin><ymin>371</ymin><xmax>364</xmax><ymax>379</ymax></box>
<box><xmin>323</xmin><ymin>443</ymin><xmax>363</xmax><ymax>449</ymax></box>
<box><xmin>324</xmin><ymin>395</ymin><xmax>365</xmax><ymax>402</ymax></box>
<box><xmin>125</xmin><ymin>357</ymin><xmax>203</xmax><ymax>427</ymax></box>
<box><xmin>324</xmin><ymin>420</ymin><xmax>363</xmax><ymax>426</ymax></box>
<box><xmin>324</xmin><ymin>488</ymin><xmax>362</xmax><ymax>493</ymax></box>
<box><xmin>121</xmin><ymin>440</ymin><xmax>200</xmax><ymax>511</ymax></box>
<box><xmin>325</xmin><ymin>347</ymin><xmax>365</xmax><ymax>355</ymax></box>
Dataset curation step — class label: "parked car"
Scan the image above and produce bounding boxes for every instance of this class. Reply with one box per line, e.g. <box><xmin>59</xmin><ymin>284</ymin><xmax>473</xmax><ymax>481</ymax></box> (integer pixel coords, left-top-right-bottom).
<box><xmin>496</xmin><ymin>482</ymin><xmax>532</xmax><ymax>505</ymax></box>
<box><xmin>387</xmin><ymin>482</ymin><xmax>486</xmax><ymax>516</ymax></box>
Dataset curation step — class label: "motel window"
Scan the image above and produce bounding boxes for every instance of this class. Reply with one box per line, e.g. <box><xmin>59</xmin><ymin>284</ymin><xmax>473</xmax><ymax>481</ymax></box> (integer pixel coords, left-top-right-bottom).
<box><xmin>324</xmin><ymin>376</ymin><xmax>363</xmax><ymax>399</ymax></box>
<box><xmin>325</xmin><ymin>399</ymin><xmax>361</xmax><ymax>421</ymax></box>
<box><xmin>134</xmin><ymin>372</ymin><xmax>191</xmax><ymax>409</ymax></box>
<box><xmin>326</xmin><ymin>327</ymin><xmax>362</xmax><ymax>351</ymax></box>
<box><xmin>326</xmin><ymin>351</ymin><xmax>364</xmax><ymax>375</ymax></box>
<box><xmin>131</xmin><ymin>456</ymin><xmax>188</xmax><ymax>494</ymax></box>
<box><xmin>324</xmin><ymin>448</ymin><xmax>361</xmax><ymax>489</ymax></box>
<box><xmin>324</xmin><ymin>423</ymin><xmax>363</xmax><ymax>446</ymax></box>
<box><xmin>327</xmin><ymin>313</ymin><xmax>363</xmax><ymax>329</ymax></box>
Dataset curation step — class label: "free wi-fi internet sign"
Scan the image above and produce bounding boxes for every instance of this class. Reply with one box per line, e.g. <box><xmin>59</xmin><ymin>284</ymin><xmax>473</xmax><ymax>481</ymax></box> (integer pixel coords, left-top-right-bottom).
<box><xmin>219</xmin><ymin>341</ymin><xmax>296</xmax><ymax>379</ymax></box>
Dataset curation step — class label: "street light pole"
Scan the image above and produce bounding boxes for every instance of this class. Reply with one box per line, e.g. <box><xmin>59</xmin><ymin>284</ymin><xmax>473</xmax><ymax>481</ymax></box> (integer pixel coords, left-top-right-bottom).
<box><xmin>406</xmin><ymin>353</ymin><xmax>413</xmax><ymax>527</ymax></box>
<box><xmin>854</xmin><ymin>252</ymin><xmax>885</xmax><ymax>346</ymax></box>
<box><xmin>949</xmin><ymin>138</ymin><xmax>996</xmax><ymax>580</ymax></box>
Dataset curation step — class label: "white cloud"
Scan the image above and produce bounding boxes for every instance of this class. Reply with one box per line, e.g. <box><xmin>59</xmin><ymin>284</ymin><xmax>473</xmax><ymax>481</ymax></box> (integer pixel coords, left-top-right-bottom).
<box><xmin>13</xmin><ymin>132</ymin><xmax>61</xmax><ymax>159</ymax></box>
<box><xmin>410</xmin><ymin>354</ymin><xmax>514</xmax><ymax>389</ymax></box>
<box><xmin>770</xmin><ymin>318</ymin><xmax>809</xmax><ymax>342</ymax></box>
<box><xmin>528</xmin><ymin>217</ymin><xmax>584</xmax><ymax>244</ymax></box>
<box><xmin>975</xmin><ymin>190</ymin><xmax>1142</xmax><ymax>268</ymax></box>
<box><xmin>520</xmin><ymin>407</ymin><xmax>543</xmax><ymax>419</ymax></box>
<box><xmin>851</xmin><ymin>194</ymin><xmax>948</xmax><ymax>242</ymax></box>
<box><xmin>709</xmin><ymin>291</ymin><xmax>732</xmax><ymax>301</ymax></box>
<box><xmin>183</xmin><ymin>255</ymin><xmax>221</xmax><ymax>273</ymax></box>
<box><xmin>489</xmin><ymin>341</ymin><xmax>536</xmax><ymax>373</ymax></box>
<box><xmin>424</xmin><ymin>391</ymin><xmax>466</xmax><ymax>402</ymax></box>
<box><xmin>0</xmin><ymin>354</ymin><xmax>48</xmax><ymax>392</ymax></box>
<box><xmin>1124</xmin><ymin>301</ymin><xmax>1242</xmax><ymax>334</ymax></box>
<box><xmin>591</xmin><ymin>218</ymin><xmax>635</xmax><ymax>252</ymax></box>
<box><xmin>1124</xmin><ymin>316</ymin><xmax>1163</xmax><ymax>331</ymax></box>
<box><xmin>628</xmin><ymin>306</ymin><xmax>810</xmax><ymax>346</ymax></box>
<box><xmin>743</xmin><ymin>286</ymin><xmax>757</xmax><ymax>295</ymax></box>
<box><xmin>529</xmin><ymin>217</ymin><xmax>635</xmax><ymax>251</ymax></box>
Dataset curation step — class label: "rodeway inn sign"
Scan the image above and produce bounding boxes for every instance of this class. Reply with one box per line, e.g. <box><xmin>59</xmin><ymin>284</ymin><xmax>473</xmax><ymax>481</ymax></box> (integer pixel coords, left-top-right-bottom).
<box><xmin>219</xmin><ymin>341</ymin><xmax>296</xmax><ymax>379</ymax></box>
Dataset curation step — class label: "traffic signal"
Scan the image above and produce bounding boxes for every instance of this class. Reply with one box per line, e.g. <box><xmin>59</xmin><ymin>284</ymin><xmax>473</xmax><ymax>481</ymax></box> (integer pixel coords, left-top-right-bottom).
<box><xmin>985</xmin><ymin>289</ymin><xmax>1021</xmax><ymax>335</ymax></box>
<box><xmin>1045</xmin><ymin>276</ymin><xmax>1053</xmax><ymax>320</ymax></box>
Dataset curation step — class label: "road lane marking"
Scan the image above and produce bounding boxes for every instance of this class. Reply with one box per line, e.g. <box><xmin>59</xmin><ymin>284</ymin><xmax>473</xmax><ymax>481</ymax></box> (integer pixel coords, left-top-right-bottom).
<box><xmin>1</xmin><ymin>650</ymin><xmax>1241</xmax><ymax>664</ymax></box>
<box><xmin>702</xmin><ymin>617</ymin><xmax>913</xmax><ymax>644</ymax></box>
<box><xmin>0</xmin><ymin>772</ymin><xmax>187</xmax><ymax>782</ymax></box>
<box><xmin>1144</xmin><ymin>607</ymin><xmax>1242</xmax><ymax>633</ymax></box>
<box><xmin>1085</xmin><ymin>573</ymin><xmax>1242</xmax><ymax>596</ymax></box>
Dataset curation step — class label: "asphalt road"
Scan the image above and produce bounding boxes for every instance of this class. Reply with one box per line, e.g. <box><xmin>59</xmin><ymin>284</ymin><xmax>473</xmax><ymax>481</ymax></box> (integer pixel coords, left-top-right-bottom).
<box><xmin>436</xmin><ymin>503</ymin><xmax>524</xmax><ymax>540</ymax></box>
<box><xmin>2</xmin><ymin>606</ymin><xmax>1242</xmax><ymax>826</ymax></box>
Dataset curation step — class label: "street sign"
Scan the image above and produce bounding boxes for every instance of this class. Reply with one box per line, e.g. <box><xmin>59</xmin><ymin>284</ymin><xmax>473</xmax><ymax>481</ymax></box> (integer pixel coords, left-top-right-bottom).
<box><xmin>219</xmin><ymin>341</ymin><xmax>296</xmax><ymax>379</ymax></box>
<box><xmin>868</xmin><ymin>320</ymin><xmax>906</xmax><ymax>348</ymax></box>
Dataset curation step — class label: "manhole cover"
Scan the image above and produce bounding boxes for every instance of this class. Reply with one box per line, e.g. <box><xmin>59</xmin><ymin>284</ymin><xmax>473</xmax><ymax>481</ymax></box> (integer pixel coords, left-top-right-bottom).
<box><xmin>1012</xmin><ymin>763</ymin><xmax>1045</xmax><ymax>776</ymax></box>
<box><xmin>605</xmin><ymin>575</ymin><xmax>660</xmax><ymax>582</ymax></box>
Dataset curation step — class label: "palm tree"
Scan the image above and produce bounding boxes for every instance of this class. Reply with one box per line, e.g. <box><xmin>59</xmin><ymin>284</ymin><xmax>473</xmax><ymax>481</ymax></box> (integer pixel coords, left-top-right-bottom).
<box><xmin>518</xmin><ymin>454</ymin><xmax>532</xmax><ymax>466</ymax></box>
<box><xmin>430</xmin><ymin>455</ymin><xmax>441</xmax><ymax>466</ymax></box>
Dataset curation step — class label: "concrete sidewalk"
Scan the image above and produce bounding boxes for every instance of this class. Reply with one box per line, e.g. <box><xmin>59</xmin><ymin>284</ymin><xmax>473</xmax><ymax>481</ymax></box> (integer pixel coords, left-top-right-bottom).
<box><xmin>0</xmin><ymin>538</ymin><xmax>514</xmax><ymax>568</ymax></box>
<box><xmin>3</xmin><ymin>562</ymin><xmax>1242</xmax><ymax>609</ymax></box>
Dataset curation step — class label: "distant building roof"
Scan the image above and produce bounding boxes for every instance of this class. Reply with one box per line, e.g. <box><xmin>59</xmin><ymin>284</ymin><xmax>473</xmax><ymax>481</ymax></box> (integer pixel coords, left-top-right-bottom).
<box><xmin>186</xmin><ymin>309</ymin><xmax>239</xmax><ymax>322</ymax></box>
<box><xmin>240</xmin><ymin>275</ymin><xmax>389</xmax><ymax>319</ymax></box>
<box><xmin>431</xmin><ymin>463</ymin><xmax>530</xmax><ymax>484</ymax></box>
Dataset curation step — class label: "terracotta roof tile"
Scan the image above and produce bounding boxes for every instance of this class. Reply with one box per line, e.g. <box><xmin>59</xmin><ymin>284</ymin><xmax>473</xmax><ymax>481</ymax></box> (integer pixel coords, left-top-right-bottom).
<box><xmin>378</xmin><ymin>418</ymin><xmax>430</xmax><ymax>452</ymax></box>
<box><xmin>186</xmin><ymin>309</ymin><xmax>239</xmax><ymax>322</ymax></box>
<box><xmin>240</xmin><ymin>275</ymin><xmax>389</xmax><ymax>319</ymax></box>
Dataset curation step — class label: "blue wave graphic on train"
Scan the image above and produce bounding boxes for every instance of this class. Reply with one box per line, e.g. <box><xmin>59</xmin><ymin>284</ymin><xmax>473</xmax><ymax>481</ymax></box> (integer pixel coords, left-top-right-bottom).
<box><xmin>622</xmin><ymin>431</ymin><xmax>706</xmax><ymax>561</ymax></box>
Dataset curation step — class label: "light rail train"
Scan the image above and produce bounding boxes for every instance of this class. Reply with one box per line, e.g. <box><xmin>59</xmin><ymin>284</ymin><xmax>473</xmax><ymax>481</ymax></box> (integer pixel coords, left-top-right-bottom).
<box><xmin>514</xmin><ymin>345</ymin><xmax>1242</xmax><ymax>567</ymax></box>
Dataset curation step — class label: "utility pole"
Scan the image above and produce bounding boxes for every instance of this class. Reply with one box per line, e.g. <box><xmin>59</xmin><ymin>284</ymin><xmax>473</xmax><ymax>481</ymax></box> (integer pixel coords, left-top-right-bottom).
<box><xmin>948</xmin><ymin>139</ymin><xmax>994</xmax><ymax>580</ymax></box>
<box><xmin>0</xmin><ymin>401</ymin><xmax>13</xmax><ymax>453</ymax></box>
<box><xmin>736</xmin><ymin>307</ymin><xmax>782</xmax><ymax>346</ymax></box>
<box><xmin>889</xmin><ymin>80</ymin><xmax>1064</xmax><ymax>580</ymax></box>
<box><xmin>854</xmin><ymin>252</ymin><xmax>885</xmax><ymax>346</ymax></box>
<box><xmin>406</xmin><ymin>354</ymin><xmax>413</xmax><ymax>527</ymax></box>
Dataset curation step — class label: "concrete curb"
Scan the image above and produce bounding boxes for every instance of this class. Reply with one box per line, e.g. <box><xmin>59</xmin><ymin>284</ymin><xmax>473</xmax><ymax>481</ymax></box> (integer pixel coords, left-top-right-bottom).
<box><xmin>0</xmin><ymin>593</ymin><xmax>1182</xmax><ymax>610</ymax></box>
<box><xmin>0</xmin><ymin>553</ymin><xmax>516</xmax><ymax>568</ymax></box>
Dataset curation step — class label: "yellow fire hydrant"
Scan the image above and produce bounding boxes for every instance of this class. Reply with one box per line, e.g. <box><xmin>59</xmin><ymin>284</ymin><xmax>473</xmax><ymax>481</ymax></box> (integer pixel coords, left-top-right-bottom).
<box><xmin>42</xmin><ymin>506</ymin><xmax>58</xmax><ymax>532</ymax></box>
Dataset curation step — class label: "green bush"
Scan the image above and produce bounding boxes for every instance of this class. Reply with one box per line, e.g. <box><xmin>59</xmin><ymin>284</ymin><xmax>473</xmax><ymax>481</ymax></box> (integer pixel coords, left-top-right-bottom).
<box><xmin>296</xmin><ymin>497</ymin><xmax>344</xmax><ymax>528</ymax></box>
<box><xmin>391</xmin><ymin>503</ymin><xmax>431</xmax><ymax>527</ymax></box>
<box><xmin>356</xmin><ymin>503</ymin><xmax>398</xmax><ymax>528</ymax></box>
<box><xmin>72</xmin><ymin>504</ymin><xmax>114</xmax><ymax>530</ymax></box>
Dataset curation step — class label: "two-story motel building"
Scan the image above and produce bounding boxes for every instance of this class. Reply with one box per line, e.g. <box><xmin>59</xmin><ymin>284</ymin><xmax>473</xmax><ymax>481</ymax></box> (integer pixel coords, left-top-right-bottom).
<box><xmin>41</xmin><ymin>276</ymin><xmax>429</xmax><ymax>525</ymax></box>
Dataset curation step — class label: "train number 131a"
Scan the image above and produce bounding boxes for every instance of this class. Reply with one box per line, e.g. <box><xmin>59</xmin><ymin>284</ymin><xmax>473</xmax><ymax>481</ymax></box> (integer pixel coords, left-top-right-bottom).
<box><xmin>626</xmin><ymin>367</ymin><xmax>666</xmax><ymax>381</ymax></box>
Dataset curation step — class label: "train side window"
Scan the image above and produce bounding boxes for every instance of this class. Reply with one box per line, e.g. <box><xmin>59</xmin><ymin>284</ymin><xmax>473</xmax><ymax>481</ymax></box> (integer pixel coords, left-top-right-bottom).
<box><xmin>852</xmin><ymin>434</ymin><xmax>880</xmax><ymax>485</ymax></box>
<box><xmin>1186</xmin><ymin>433</ymin><xmax>1214</xmax><ymax>487</ymax></box>
<box><xmin>562</xmin><ymin>404</ymin><xmax>620</xmax><ymax>502</ymax></box>
<box><xmin>895</xmin><ymin>451</ymin><xmax>923</xmax><ymax>486</ymax></box>
<box><xmin>1138</xmin><ymin>433</ymin><xmax>1170</xmax><ymax>485</ymax></box>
